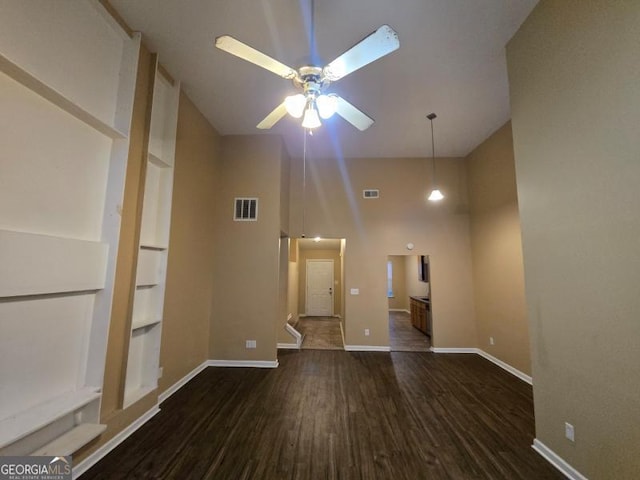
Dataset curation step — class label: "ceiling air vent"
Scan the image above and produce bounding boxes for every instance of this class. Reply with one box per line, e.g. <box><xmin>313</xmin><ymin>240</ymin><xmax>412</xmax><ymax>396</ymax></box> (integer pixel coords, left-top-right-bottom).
<box><xmin>234</xmin><ymin>197</ymin><xmax>258</xmax><ymax>221</ymax></box>
<box><xmin>363</xmin><ymin>189</ymin><xmax>380</xmax><ymax>199</ymax></box>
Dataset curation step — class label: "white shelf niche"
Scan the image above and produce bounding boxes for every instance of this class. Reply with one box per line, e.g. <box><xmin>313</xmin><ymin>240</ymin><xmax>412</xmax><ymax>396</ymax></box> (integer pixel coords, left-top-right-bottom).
<box><xmin>0</xmin><ymin>1</ymin><xmax>132</xmax><ymax>135</ymax></box>
<box><xmin>123</xmin><ymin>323</ymin><xmax>162</xmax><ymax>408</ymax></box>
<box><xmin>0</xmin><ymin>230</ymin><xmax>108</xmax><ymax>297</ymax></box>
<box><xmin>123</xmin><ymin>61</ymin><xmax>179</xmax><ymax>409</ymax></box>
<box><xmin>147</xmin><ymin>71</ymin><xmax>179</xmax><ymax>167</ymax></box>
<box><xmin>139</xmin><ymin>159</ymin><xmax>174</xmax><ymax>249</ymax></box>
<box><xmin>132</xmin><ymin>285</ymin><xmax>164</xmax><ymax>330</ymax></box>
<box><xmin>0</xmin><ymin>1</ymin><xmax>141</xmax><ymax>456</ymax></box>
<box><xmin>135</xmin><ymin>248</ymin><xmax>165</xmax><ymax>287</ymax></box>
<box><xmin>0</xmin><ymin>388</ymin><xmax>100</xmax><ymax>455</ymax></box>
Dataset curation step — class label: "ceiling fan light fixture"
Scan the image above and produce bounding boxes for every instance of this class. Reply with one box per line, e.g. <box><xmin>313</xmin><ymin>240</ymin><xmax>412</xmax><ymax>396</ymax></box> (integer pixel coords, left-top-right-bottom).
<box><xmin>284</xmin><ymin>94</ymin><xmax>306</xmax><ymax>118</ymax></box>
<box><xmin>316</xmin><ymin>94</ymin><xmax>338</xmax><ymax>119</ymax></box>
<box><xmin>302</xmin><ymin>103</ymin><xmax>321</xmax><ymax>129</ymax></box>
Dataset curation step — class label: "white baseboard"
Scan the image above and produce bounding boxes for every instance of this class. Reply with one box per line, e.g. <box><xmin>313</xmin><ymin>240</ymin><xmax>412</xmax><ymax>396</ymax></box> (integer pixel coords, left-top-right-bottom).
<box><xmin>430</xmin><ymin>347</ymin><xmax>532</xmax><ymax>385</ymax></box>
<box><xmin>207</xmin><ymin>359</ymin><xmax>279</xmax><ymax>368</ymax></box>
<box><xmin>339</xmin><ymin>321</ymin><xmax>345</xmax><ymax>348</ymax></box>
<box><xmin>344</xmin><ymin>345</ymin><xmax>391</xmax><ymax>352</ymax></box>
<box><xmin>158</xmin><ymin>360</ymin><xmax>209</xmax><ymax>404</ymax></box>
<box><xmin>532</xmin><ymin>439</ymin><xmax>587</xmax><ymax>480</ymax></box>
<box><xmin>287</xmin><ymin>313</ymin><xmax>293</xmax><ymax>321</ymax></box>
<box><xmin>430</xmin><ymin>347</ymin><xmax>478</xmax><ymax>354</ymax></box>
<box><xmin>73</xmin><ymin>405</ymin><xmax>160</xmax><ymax>479</ymax></box>
<box><xmin>284</xmin><ymin>322</ymin><xmax>303</xmax><ymax>348</ymax></box>
<box><xmin>277</xmin><ymin>343</ymin><xmax>299</xmax><ymax>349</ymax></box>
<box><xmin>476</xmin><ymin>349</ymin><xmax>532</xmax><ymax>385</ymax></box>
<box><xmin>388</xmin><ymin>308</ymin><xmax>410</xmax><ymax>313</ymax></box>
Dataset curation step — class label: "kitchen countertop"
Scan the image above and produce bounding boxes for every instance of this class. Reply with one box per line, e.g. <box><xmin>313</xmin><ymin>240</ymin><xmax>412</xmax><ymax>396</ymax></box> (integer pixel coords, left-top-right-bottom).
<box><xmin>410</xmin><ymin>296</ymin><xmax>430</xmax><ymax>303</ymax></box>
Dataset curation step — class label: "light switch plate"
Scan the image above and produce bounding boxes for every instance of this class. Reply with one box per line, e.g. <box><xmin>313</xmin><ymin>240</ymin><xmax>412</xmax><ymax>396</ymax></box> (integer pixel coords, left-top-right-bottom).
<box><xmin>350</xmin><ymin>288</ymin><xmax>359</xmax><ymax>295</ymax></box>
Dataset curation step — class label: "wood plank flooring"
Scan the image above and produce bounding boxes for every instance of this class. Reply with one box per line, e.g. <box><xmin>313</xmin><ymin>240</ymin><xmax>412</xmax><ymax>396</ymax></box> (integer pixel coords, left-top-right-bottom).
<box><xmin>297</xmin><ymin>317</ymin><xmax>344</xmax><ymax>350</ymax></box>
<box><xmin>389</xmin><ymin>310</ymin><xmax>431</xmax><ymax>352</ymax></box>
<box><xmin>81</xmin><ymin>351</ymin><xmax>563</xmax><ymax>480</ymax></box>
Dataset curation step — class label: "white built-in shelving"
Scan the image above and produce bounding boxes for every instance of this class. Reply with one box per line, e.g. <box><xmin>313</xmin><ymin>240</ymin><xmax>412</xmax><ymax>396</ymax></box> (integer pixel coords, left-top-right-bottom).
<box><xmin>123</xmin><ymin>60</ymin><xmax>180</xmax><ymax>408</ymax></box>
<box><xmin>0</xmin><ymin>1</ymin><xmax>140</xmax><ymax>456</ymax></box>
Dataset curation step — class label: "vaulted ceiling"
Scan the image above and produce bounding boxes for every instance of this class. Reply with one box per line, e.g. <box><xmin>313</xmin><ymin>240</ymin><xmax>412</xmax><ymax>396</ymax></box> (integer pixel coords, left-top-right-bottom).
<box><xmin>111</xmin><ymin>0</ymin><xmax>538</xmax><ymax>158</ymax></box>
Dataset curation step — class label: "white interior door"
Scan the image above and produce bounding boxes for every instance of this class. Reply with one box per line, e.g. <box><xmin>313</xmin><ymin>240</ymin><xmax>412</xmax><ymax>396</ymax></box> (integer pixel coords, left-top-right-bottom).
<box><xmin>306</xmin><ymin>260</ymin><xmax>334</xmax><ymax>316</ymax></box>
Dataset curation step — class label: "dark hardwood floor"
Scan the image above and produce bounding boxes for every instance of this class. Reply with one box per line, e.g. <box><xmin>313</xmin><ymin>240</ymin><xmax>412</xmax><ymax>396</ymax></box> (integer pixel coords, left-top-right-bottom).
<box><xmin>82</xmin><ymin>351</ymin><xmax>563</xmax><ymax>480</ymax></box>
<box><xmin>389</xmin><ymin>311</ymin><xmax>431</xmax><ymax>352</ymax></box>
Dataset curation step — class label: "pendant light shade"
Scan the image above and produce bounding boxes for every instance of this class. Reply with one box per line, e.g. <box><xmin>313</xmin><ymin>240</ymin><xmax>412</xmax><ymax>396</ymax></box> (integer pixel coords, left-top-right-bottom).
<box><xmin>428</xmin><ymin>189</ymin><xmax>444</xmax><ymax>201</ymax></box>
<box><xmin>426</xmin><ymin>113</ymin><xmax>444</xmax><ymax>202</ymax></box>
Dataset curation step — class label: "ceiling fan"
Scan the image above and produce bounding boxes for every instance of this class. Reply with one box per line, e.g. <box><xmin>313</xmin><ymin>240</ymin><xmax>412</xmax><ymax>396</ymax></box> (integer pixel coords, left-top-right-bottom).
<box><xmin>214</xmin><ymin>6</ymin><xmax>399</xmax><ymax>131</ymax></box>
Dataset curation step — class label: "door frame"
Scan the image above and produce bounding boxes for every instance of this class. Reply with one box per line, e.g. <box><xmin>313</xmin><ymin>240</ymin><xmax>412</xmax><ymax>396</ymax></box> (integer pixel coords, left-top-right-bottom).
<box><xmin>305</xmin><ymin>259</ymin><xmax>334</xmax><ymax>316</ymax></box>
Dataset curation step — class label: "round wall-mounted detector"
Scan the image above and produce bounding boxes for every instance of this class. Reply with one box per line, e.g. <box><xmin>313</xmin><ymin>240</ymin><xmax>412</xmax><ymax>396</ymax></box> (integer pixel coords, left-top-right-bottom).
<box><xmin>406</xmin><ymin>243</ymin><xmax>414</xmax><ymax>250</ymax></box>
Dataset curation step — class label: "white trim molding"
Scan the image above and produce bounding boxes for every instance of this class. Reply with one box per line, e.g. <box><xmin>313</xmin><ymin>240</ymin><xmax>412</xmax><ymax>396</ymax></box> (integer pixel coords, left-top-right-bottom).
<box><xmin>532</xmin><ymin>439</ymin><xmax>588</xmax><ymax>480</ymax></box>
<box><xmin>277</xmin><ymin>343</ymin><xmax>299</xmax><ymax>350</ymax></box>
<box><xmin>430</xmin><ymin>347</ymin><xmax>477</xmax><ymax>354</ymax></box>
<box><xmin>476</xmin><ymin>350</ymin><xmax>532</xmax><ymax>385</ymax></box>
<box><xmin>207</xmin><ymin>360</ymin><xmax>279</xmax><ymax>368</ymax></box>
<box><xmin>284</xmin><ymin>322</ymin><xmax>303</xmax><ymax>348</ymax></box>
<box><xmin>158</xmin><ymin>361</ymin><xmax>209</xmax><ymax>404</ymax></box>
<box><xmin>430</xmin><ymin>348</ymin><xmax>532</xmax><ymax>385</ymax></box>
<box><xmin>73</xmin><ymin>406</ymin><xmax>160</xmax><ymax>479</ymax></box>
<box><xmin>344</xmin><ymin>345</ymin><xmax>391</xmax><ymax>352</ymax></box>
<box><xmin>388</xmin><ymin>308</ymin><xmax>410</xmax><ymax>313</ymax></box>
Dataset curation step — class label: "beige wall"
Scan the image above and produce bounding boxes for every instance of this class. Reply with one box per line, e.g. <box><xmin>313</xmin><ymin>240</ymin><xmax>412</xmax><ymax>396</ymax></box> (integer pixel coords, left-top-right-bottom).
<box><xmin>289</xmin><ymin>155</ymin><xmax>476</xmax><ymax>348</ymax></box>
<box><xmin>405</xmin><ymin>255</ymin><xmax>429</xmax><ymax>299</ymax></box>
<box><xmin>466</xmin><ymin>122</ymin><xmax>530</xmax><ymax>375</ymax></box>
<box><xmin>277</xmin><ymin>237</ymin><xmax>291</xmax><ymax>343</ymax></box>
<box><xmin>287</xmin><ymin>238</ymin><xmax>300</xmax><ymax>322</ymax></box>
<box><xmin>159</xmin><ymin>91</ymin><xmax>220</xmax><ymax>390</ymax></box>
<box><xmin>508</xmin><ymin>1</ymin><xmax>640</xmax><ymax>478</ymax></box>
<box><xmin>209</xmin><ymin>135</ymin><xmax>285</xmax><ymax>361</ymax></box>
<box><xmin>298</xmin><ymin>247</ymin><xmax>342</xmax><ymax>316</ymax></box>
<box><xmin>387</xmin><ymin>255</ymin><xmax>408</xmax><ymax>310</ymax></box>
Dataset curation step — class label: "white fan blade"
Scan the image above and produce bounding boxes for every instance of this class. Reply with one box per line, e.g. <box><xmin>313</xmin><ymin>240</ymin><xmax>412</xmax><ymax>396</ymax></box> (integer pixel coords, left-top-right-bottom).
<box><xmin>215</xmin><ymin>35</ymin><xmax>297</xmax><ymax>79</ymax></box>
<box><xmin>323</xmin><ymin>25</ymin><xmax>399</xmax><ymax>81</ymax></box>
<box><xmin>334</xmin><ymin>96</ymin><xmax>374</xmax><ymax>131</ymax></box>
<box><xmin>257</xmin><ymin>102</ymin><xmax>288</xmax><ymax>129</ymax></box>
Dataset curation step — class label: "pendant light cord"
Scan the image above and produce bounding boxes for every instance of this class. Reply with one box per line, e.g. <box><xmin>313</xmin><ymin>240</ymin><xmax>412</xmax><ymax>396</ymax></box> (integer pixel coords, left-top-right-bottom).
<box><xmin>430</xmin><ymin>116</ymin><xmax>437</xmax><ymax>185</ymax></box>
<box><xmin>302</xmin><ymin>128</ymin><xmax>308</xmax><ymax>237</ymax></box>
<box><xmin>309</xmin><ymin>0</ymin><xmax>316</xmax><ymax>63</ymax></box>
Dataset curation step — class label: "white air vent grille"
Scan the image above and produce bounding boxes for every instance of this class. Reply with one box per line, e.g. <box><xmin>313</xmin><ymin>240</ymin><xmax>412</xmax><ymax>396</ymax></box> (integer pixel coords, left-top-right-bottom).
<box><xmin>234</xmin><ymin>198</ymin><xmax>258</xmax><ymax>221</ymax></box>
<box><xmin>363</xmin><ymin>189</ymin><xmax>380</xmax><ymax>199</ymax></box>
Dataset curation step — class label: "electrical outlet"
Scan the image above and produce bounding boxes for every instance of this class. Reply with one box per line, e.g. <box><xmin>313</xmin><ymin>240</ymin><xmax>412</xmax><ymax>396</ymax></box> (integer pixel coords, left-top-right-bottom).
<box><xmin>364</xmin><ymin>328</ymin><xmax>370</xmax><ymax>336</ymax></box>
<box><xmin>489</xmin><ymin>336</ymin><xmax>495</xmax><ymax>346</ymax></box>
<box><xmin>565</xmin><ymin>422</ymin><xmax>575</xmax><ymax>442</ymax></box>
<box><xmin>246</xmin><ymin>340</ymin><xmax>256</xmax><ymax>349</ymax></box>
<box><xmin>157</xmin><ymin>367</ymin><xmax>163</xmax><ymax>379</ymax></box>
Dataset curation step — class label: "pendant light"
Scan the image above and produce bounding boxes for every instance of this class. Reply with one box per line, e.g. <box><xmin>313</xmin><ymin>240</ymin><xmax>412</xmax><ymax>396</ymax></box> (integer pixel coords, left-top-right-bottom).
<box><xmin>426</xmin><ymin>113</ymin><xmax>444</xmax><ymax>201</ymax></box>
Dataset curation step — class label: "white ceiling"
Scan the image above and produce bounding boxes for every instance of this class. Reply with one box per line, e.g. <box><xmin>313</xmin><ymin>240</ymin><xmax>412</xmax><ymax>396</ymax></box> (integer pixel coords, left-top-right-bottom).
<box><xmin>111</xmin><ymin>0</ymin><xmax>538</xmax><ymax>159</ymax></box>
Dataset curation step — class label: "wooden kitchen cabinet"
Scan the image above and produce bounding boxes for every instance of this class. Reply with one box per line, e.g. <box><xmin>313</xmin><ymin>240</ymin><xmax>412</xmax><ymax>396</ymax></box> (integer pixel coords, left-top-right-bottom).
<box><xmin>410</xmin><ymin>297</ymin><xmax>432</xmax><ymax>336</ymax></box>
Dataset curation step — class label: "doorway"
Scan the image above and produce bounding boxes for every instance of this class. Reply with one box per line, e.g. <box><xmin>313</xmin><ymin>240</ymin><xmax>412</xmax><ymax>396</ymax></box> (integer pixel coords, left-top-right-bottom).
<box><xmin>387</xmin><ymin>255</ymin><xmax>432</xmax><ymax>352</ymax></box>
<box><xmin>291</xmin><ymin>238</ymin><xmax>344</xmax><ymax>350</ymax></box>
